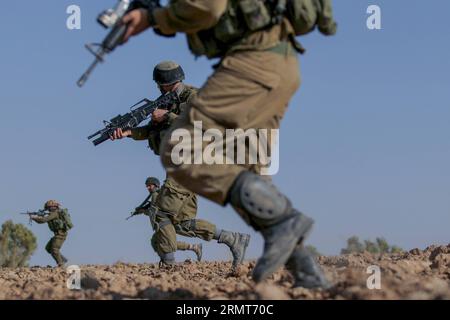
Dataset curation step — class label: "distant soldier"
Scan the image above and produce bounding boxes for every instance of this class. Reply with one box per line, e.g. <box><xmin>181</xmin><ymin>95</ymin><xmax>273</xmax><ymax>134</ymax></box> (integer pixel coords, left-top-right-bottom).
<box><xmin>138</xmin><ymin>175</ymin><xmax>250</xmax><ymax>268</ymax></box>
<box><xmin>132</xmin><ymin>176</ymin><xmax>203</xmax><ymax>262</ymax></box>
<box><xmin>111</xmin><ymin>61</ymin><xmax>250</xmax><ymax>269</ymax></box>
<box><xmin>30</xmin><ymin>200</ymin><xmax>73</xmax><ymax>267</ymax></box>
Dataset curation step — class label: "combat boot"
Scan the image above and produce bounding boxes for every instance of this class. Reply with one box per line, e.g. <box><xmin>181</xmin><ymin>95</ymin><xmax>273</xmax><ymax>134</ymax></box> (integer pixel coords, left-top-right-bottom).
<box><xmin>191</xmin><ymin>243</ymin><xmax>203</xmax><ymax>262</ymax></box>
<box><xmin>229</xmin><ymin>171</ymin><xmax>315</xmax><ymax>283</ymax></box>
<box><xmin>158</xmin><ymin>252</ymin><xmax>176</xmax><ymax>268</ymax></box>
<box><xmin>217</xmin><ymin>231</ymin><xmax>250</xmax><ymax>269</ymax></box>
<box><xmin>56</xmin><ymin>255</ymin><xmax>68</xmax><ymax>267</ymax></box>
<box><xmin>286</xmin><ymin>245</ymin><xmax>330</xmax><ymax>289</ymax></box>
<box><xmin>54</xmin><ymin>254</ymin><xmax>68</xmax><ymax>267</ymax></box>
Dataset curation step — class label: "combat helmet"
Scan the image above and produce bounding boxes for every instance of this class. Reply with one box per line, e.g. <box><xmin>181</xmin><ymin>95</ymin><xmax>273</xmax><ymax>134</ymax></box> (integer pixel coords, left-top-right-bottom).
<box><xmin>44</xmin><ymin>200</ymin><xmax>60</xmax><ymax>210</ymax></box>
<box><xmin>145</xmin><ymin>177</ymin><xmax>160</xmax><ymax>188</ymax></box>
<box><xmin>153</xmin><ymin>61</ymin><xmax>185</xmax><ymax>86</ymax></box>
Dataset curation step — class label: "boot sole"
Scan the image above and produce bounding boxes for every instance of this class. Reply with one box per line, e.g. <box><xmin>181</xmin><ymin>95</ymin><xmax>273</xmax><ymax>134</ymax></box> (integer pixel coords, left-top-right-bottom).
<box><xmin>253</xmin><ymin>215</ymin><xmax>314</xmax><ymax>283</ymax></box>
<box><xmin>294</xmin><ymin>278</ymin><xmax>332</xmax><ymax>290</ymax></box>
<box><xmin>288</xmin><ymin>245</ymin><xmax>331</xmax><ymax>289</ymax></box>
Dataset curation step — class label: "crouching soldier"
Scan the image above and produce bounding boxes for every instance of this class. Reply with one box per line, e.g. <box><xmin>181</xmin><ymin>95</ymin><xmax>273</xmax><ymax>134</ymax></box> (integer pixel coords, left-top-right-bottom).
<box><xmin>141</xmin><ymin>176</ymin><xmax>250</xmax><ymax>270</ymax></box>
<box><xmin>132</xmin><ymin>177</ymin><xmax>203</xmax><ymax>262</ymax></box>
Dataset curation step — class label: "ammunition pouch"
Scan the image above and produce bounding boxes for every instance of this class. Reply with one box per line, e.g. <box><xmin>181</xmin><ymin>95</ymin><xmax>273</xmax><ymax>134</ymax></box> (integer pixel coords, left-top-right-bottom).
<box><xmin>188</xmin><ymin>0</ymin><xmax>279</xmax><ymax>59</ymax></box>
<box><xmin>48</xmin><ymin>219</ymin><xmax>65</xmax><ymax>233</ymax></box>
<box><xmin>286</xmin><ymin>0</ymin><xmax>337</xmax><ymax>36</ymax></box>
<box><xmin>48</xmin><ymin>210</ymin><xmax>71</xmax><ymax>233</ymax></box>
<box><xmin>187</xmin><ymin>0</ymin><xmax>336</xmax><ymax>59</ymax></box>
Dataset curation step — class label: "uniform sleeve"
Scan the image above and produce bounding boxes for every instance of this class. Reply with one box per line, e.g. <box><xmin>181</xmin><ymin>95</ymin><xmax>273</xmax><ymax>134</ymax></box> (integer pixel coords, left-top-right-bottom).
<box><xmin>153</xmin><ymin>0</ymin><xmax>228</xmax><ymax>35</ymax></box>
<box><xmin>130</xmin><ymin>126</ymin><xmax>151</xmax><ymax>141</ymax></box>
<box><xmin>165</xmin><ymin>112</ymin><xmax>179</xmax><ymax>127</ymax></box>
<box><xmin>32</xmin><ymin>211</ymin><xmax>59</xmax><ymax>223</ymax></box>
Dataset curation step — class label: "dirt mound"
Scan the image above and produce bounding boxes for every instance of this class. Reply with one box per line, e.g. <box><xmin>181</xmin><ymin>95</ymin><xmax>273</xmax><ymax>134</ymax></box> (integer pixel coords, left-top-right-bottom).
<box><xmin>0</xmin><ymin>244</ymin><xmax>449</xmax><ymax>300</ymax></box>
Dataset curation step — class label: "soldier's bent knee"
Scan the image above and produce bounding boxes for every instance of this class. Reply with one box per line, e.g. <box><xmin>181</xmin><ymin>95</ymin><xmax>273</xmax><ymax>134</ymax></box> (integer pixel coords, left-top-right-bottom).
<box><xmin>229</xmin><ymin>171</ymin><xmax>293</xmax><ymax>229</ymax></box>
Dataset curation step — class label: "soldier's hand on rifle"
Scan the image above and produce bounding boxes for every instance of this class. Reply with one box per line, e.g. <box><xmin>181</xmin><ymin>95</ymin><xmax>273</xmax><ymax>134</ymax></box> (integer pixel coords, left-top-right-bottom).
<box><xmin>152</xmin><ymin>109</ymin><xmax>168</xmax><ymax>123</ymax></box>
<box><xmin>122</xmin><ymin>9</ymin><xmax>151</xmax><ymax>43</ymax></box>
<box><xmin>110</xmin><ymin>128</ymin><xmax>132</xmax><ymax>140</ymax></box>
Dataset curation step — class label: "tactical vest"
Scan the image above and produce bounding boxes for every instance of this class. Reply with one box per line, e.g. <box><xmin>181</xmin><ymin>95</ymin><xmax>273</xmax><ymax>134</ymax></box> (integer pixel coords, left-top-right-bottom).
<box><xmin>48</xmin><ymin>209</ymin><xmax>73</xmax><ymax>233</ymax></box>
<box><xmin>187</xmin><ymin>0</ymin><xmax>337</xmax><ymax>59</ymax></box>
<box><xmin>147</xmin><ymin>85</ymin><xmax>197</xmax><ymax>155</ymax></box>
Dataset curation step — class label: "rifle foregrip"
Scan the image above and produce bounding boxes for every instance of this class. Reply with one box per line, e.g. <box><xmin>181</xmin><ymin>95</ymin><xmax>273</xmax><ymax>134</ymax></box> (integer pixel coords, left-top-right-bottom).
<box><xmin>93</xmin><ymin>134</ymin><xmax>110</xmax><ymax>146</ymax></box>
<box><xmin>103</xmin><ymin>22</ymin><xmax>128</xmax><ymax>52</ymax></box>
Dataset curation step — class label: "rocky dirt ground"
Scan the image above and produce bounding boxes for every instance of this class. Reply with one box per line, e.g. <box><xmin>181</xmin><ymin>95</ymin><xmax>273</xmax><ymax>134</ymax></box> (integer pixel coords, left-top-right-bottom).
<box><xmin>0</xmin><ymin>244</ymin><xmax>449</xmax><ymax>300</ymax></box>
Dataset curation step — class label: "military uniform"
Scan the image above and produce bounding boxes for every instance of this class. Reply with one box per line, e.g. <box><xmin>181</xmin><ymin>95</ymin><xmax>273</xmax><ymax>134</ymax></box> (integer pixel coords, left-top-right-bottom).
<box><xmin>154</xmin><ymin>2</ymin><xmax>299</xmax><ymax>204</ymax></box>
<box><xmin>150</xmin><ymin>178</ymin><xmax>218</xmax><ymax>250</ymax></box>
<box><xmin>131</xmin><ymin>83</ymin><xmax>216</xmax><ymax>254</ymax></box>
<box><xmin>130</xmin><ymin>83</ymin><xmax>197</xmax><ymax>157</ymax></box>
<box><xmin>32</xmin><ymin>202</ymin><xmax>71</xmax><ymax>266</ymax></box>
<box><xmin>133</xmin><ymin>0</ymin><xmax>334</xmax><ymax>286</ymax></box>
<box><xmin>129</xmin><ymin>78</ymin><xmax>249</xmax><ymax>267</ymax></box>
<box><xmin>139</xmin><ymin>185</ymin><xmax>202</xmax><ymax>261</ymax></box>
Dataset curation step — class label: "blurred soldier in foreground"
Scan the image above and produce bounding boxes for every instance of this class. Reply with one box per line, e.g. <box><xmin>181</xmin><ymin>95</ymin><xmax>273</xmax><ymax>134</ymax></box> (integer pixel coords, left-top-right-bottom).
<box><xmin>115</xmin><ymin>0</ymin><xmax>337</xmax><ymax>288</ymax></box>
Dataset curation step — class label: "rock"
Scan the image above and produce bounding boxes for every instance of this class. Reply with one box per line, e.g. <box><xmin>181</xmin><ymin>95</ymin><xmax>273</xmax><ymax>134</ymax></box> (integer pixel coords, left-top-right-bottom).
<box><xmin>255</xmin><ymin>283</ymin><xmax>290</xmax><ymax>300</ymax></box>
<box><xmin>81</xmin><ymin>272</ymin><xmax>101</xmax><ymax>290</ymax></box>
<box><xmin>1</xmin><ymin>244</ymin><xmax>449</xmax><ymax>300</ymax></box>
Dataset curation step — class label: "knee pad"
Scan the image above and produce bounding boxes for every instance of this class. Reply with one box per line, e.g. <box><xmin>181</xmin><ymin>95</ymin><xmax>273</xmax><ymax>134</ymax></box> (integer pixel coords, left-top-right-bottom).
<box><xmin>229</xmin><ymin>171</ymin><xmax>292</xmax><ymax>228</ymax></box>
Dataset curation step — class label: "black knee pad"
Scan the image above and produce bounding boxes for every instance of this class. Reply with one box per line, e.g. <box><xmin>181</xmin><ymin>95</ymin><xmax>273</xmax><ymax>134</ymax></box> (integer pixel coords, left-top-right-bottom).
<box><xmin>229</xmin><ymin>171</ymin><xmax>292</xmax><ymax>228</ymax></box>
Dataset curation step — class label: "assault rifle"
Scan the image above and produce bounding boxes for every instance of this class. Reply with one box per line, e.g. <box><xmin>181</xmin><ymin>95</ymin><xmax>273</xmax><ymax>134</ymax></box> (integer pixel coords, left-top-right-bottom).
<box><xmin>20</xmin><ymin>210</ymin><xmax>49</xmax><ymax>225</ymax></box>
<box><xmin>88</xmin><ymin>91</ymin><xmax>179</xmax><ymax>146</ymax></box>
<box><xmin>126</xmin><ymin>194</ymin><xmax>152</xmax><ymax>220</ymax></box>
<box><xmin>77</xmin><ymin>0</ymin><xmax>161</xmax><ymax>87</ymax></box>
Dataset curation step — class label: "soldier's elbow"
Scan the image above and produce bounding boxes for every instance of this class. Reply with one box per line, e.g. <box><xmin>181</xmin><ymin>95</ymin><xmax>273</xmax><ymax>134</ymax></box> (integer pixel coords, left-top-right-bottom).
<box><xmin>208</xmin><ymin>4</ymin><xmax>226</xmax><ymax>25</ymax></box>
<box><xmin>199</xmin><ymin>2</ymin><xmax>227</xmax><ymax>28</ymax></box>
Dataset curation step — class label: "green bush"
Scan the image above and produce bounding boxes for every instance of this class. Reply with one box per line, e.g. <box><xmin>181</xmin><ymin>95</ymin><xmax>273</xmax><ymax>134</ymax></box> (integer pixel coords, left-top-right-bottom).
<box><xmin>341</xmin><ymin>236</ymin><xmax>403</xmax><ymax>254</ymax></box>
<box><xmin>0</xmin><ymin>220</ymin><xmax>37</xmax><ymax>267</ymax></box>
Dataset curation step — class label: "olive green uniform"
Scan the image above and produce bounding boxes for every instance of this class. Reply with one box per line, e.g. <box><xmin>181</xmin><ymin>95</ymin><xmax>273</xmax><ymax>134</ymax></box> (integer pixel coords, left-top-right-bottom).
<box><xmin>143</xmin><ymin>188</ymin><xmax>206</xmax><ymax>254</ymax></box>
<box><xmin>32</xmin><ymin>210</ymin><xmax>69</xmax><ymax>266</ymax></box>
<box><xmin>130</xmin><ymin>84</ymin><xmax>217</xmax><ymax>257</ymax></box>
<box><xmin>154</xmin><ymin>2</ymin><xmax>301</xmax><ymax>205</ymax></box>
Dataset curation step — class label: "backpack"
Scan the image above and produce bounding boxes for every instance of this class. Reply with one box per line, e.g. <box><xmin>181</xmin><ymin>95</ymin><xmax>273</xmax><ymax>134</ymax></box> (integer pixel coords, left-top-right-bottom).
<box><xmin>286</xmin><ymin>0</ymin><xmax>337</xmax><ymax>36</ymax></box>
<box><xmin>59</xmin><ymin>208</ymin><xmax>74</xmax><ymax>230</ymax></box>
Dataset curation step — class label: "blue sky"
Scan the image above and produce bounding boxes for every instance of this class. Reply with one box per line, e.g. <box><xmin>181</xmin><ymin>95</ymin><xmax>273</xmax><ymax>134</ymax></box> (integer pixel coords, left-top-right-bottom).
<box><xmin>0</xmin><ymin>1</ymin><xmax>449</xmax><ymax>266</ymax></box>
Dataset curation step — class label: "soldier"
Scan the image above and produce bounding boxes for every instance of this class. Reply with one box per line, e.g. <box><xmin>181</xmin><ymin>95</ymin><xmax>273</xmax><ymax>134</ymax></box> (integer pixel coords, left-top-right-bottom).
<box><xmin>111</xmin><ymin>61</ymin><xmax>251</xmax><ymax>269</ymax></box>
<box><xmin>117</xmin><ymin>1</ymin><xmax>335</xmax><ymax>288</ymax></box>
<box><xmin>30</xmin><ymin>200</ymin><xmax>73</xmax><ymax>267</ymax></box>
<box><xmin>134</xmin><ymin>176</ymin><xmax>203</xmax><ymax>262</ymax></box>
